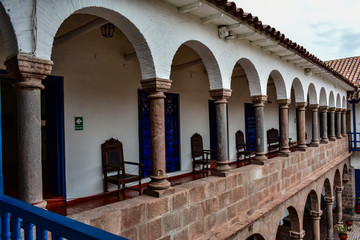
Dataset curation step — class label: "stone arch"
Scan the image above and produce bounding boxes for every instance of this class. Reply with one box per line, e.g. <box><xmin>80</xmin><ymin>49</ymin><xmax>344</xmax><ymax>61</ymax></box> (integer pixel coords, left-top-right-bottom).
<box><xmin>246</xmin><ymin>233</ymin><xmax>265</xmax><ymax>240</ymax></box>
<box><xmin>0</xmin><ymin>2</ymin><xmax>18</xmax><ymax>59</ymax></box>
<box><xmin>342</xmin><ymin>164</ymin><xmax>349</xmax><ymax>182</ymax></box>
<box><xmin>268</xmin><ymin>70</ymin><xmax>287</xmax><ymax>100</ymax></box>
<box><xmin>329</xmin><ymin>91</ymin><xmax>335</xmax><ymax>107</ymax></box>
<box><xmin>236</xmin><ymin>58</ymin><xmax>262</xmax><ymax>96</ymax></box>
<box><xmin>176</xmin><ymin>40</ymin><xmax>222</xmax><ymax>90</ymax></box>
<box><xmin>287</xmin><ymin>206</ymin><xmax>301</xmax><ymax>232</ymax></box>
<box><xmin>291</xmin><ymin>78</ymin><xmax>305</xmax><ymax>103</ymax></box>
<box><xmin>336</xmin><ymin>93</ymin><xmax>341</xmax><ymax>108</ymax></box>
<box><xmin>342</xmin><ymin>96</ymin><xmax>347</xmax><ymax>109</ymax></box>
<box><xmin>50</xmin><ymin>6</ymin><xmax>156</xmax><ymax>80</ymax></box>
<box><xmin>307</xmin><ymin>83</ymin><xmax>318</xmax><ymax>105</ymax></box>
<box><xmin>307</xmin><ymin>189</ymin><xmax>320</xmax><ymax>211</ymax></box>
<box><xmin>323</xmin><ymin>178</ymin><xmax>333</xmax><ymax>198</ymax></box>
<box><xmin>334</xmin><ymin>169</ymin><xmax>342</xmax><ymax>188</ymax></box>
<box><xmin>319</xmin><ymin>87</ymin><xmax>327</xmax><ymax>106</ymax></box>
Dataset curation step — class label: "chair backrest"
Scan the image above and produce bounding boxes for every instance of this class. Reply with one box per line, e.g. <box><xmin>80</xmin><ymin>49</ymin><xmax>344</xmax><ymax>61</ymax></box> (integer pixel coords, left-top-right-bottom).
<box><xmin>267</xmin><ymin>128</ymin><xmax>279</xmax><ymax>143</ymax></box>
<box><xmin>191</xmin><ymin>133</ymin><xmax>203</xmax><ymax>158</ymax></box>
<box><xmin>101</xmin><ymin>138</ymin><xmax>125</xmax><ymax>175</ymax></box>
<box><xmin>235</xmin><ymin>130</ymin><xmax>245</xmax><ymax>149</ymax></box>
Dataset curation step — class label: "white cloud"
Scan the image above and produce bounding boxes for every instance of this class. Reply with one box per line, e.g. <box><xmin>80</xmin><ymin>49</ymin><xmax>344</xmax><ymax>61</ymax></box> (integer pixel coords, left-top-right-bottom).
<box><xmin>232</xmin><ymin>0</ymin><xmax>360</xmax><ymax>60</ymax></box>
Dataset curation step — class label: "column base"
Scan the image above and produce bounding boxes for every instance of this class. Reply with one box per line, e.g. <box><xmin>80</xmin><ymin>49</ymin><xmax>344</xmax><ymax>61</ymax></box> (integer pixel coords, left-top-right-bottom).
<box><xmin>310</xmin><ymin>141</ymin><xmax>320</xmax><ymax>147</ymax></box>
<box><xmin>212</xmin><ymin>170</ymin><xmax>231</xmax><ymax>177</ymax></box>
<box><xmin>329</xmin><ymin>136</ymin><xmax>336</xmax><ymax>141</ymax></box>
<box><xmin>278</xmin><ymin>149</ymin><xmax>291</xmax><ymax>157</ymax></box>
<box><xmin>32</xmin><ymin>200</ymin><xmax>47</xmax><ymax>209</ymax></box>
<box><xmin>143</xmin><ymin>187</ymin><xmax>175</xmax><ymax>198</ymax></box>
<box><xmin>251</xmin><ymin>153</ymin><xmax>267</xmax><ymax>165</ymax></box>
<box><xmin>336</xmin><ymin>134</ymin><xmax>342</xmax><ymax>139</ymax></box>
<box><xmin>321</xmin><ymin>138</ymin><xmax>329</xmax><ymax>144</ymax></box>
<box><xmin>214</xmin><ymin>160</ymin><xmax>231</xmax><ymax>174</ymax></box>
<box><xmin>342</xmin><ymin>134</ymin><xmax>347</xmax><ymax>137</ymax></box>
<box><xmin>147</xmin><ymin>177</ymin><xmax>171</xmax><ymax>190</ymax></box>
<box><xmin>297</xmin><ymin>144</ymin><xmax>307</xmax><ymax>151</ymax></box>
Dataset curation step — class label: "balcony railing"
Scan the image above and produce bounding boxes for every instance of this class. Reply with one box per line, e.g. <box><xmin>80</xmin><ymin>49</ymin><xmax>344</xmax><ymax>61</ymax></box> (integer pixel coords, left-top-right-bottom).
<box><xmin>0</xmin><ymin>194</ymin><xmax>126</xmax><ymax>240</ymax></box>
<box><xmin>348</xmin><ymin>132</ymin><xmax>360</xmax><ymax>151</ymax></box>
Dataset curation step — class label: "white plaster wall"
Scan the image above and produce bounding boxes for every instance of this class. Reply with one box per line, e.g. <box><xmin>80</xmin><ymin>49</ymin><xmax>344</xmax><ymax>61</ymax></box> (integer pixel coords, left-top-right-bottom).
<box><xmin>51</xmin><ymin>28</ymin><xmax>142</xmax><ymax>199</ymax></box>
<box><xmin>228</xmin><ymin>77</ymin><xmax>251</xmax><ymax>161</ymax></box>
<box><xmin>170</xmin><ymin>67</ymin><xmax>212</xmax><ymax>173</ymax></box>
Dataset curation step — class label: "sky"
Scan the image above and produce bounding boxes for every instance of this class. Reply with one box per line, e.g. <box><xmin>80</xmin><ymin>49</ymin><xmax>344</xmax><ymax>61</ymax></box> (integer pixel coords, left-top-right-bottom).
<box><xmin>232</xmin><ymin>0</ymin><xmax>360</xmax><ymax>61</ymax></box>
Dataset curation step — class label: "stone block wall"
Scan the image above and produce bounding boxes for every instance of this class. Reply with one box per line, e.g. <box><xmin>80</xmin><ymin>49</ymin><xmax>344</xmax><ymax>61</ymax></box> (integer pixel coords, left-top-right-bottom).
<box><xmin>343</xmin><ymin>166</ymin><xmax>355</xmax><ymax>213</ymax></box>
<box><xmin>70</xmin><ymin>138</ymin><xmax>350</xmax><ymax>240</ymax></box>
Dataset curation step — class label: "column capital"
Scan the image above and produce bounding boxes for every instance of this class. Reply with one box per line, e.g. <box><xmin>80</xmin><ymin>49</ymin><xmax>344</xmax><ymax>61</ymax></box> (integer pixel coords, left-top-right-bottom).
<box><xmin>335</xmin><ymin>186</ymin><xmax>344</xmax><ymax>192</ymax></box>
<box><xmin>250</xmin><ymin>95</ymin><xmax>267</xmax><ymax>107</ymax></box>
<box><xmin>319</xmin><ymin>106</ymin><xmax>328</xmax><ymax>112</ymax></box>
<box><xmin>336</xmin><ymin>108</ymin><xmax>342</xmax><ymax>113</ymax></box>
<box><xmin>295</xmin><ymin>102</ymin><xmax>307</xmax><ymax>110</ymax></box>
<box><xmin>324</xmin><ymin>196</ymin><xmax>335</xmax><ymax>204</ymax></box>
<box><xmin>209</xmin><ymin>88</ymin><xmax>232</xmax><ymax>104</ymax></box>
<box><xmin>4</xmin><ymin>55</ymin><xmax>53</xmax><ymax>90</ymax></box>
<box><xmin>328</xmin><ymin>107</ymin><xmax>336</xmax><ymax>112</ymax></box>
<box><xmin>141</xmin><ymin>78</ymin><xmax>172</xmax><ymax>93</ymax></box>
<box><xmin>309</xmin><ymin>104</ymin><xmax>319</xmax><ymax>110</ymax></box>
<box><xmin>341</xmin><ymin>108</ymin><xmax>347</xmax><ymax>113</ymax></box>
<box><xmin>289</xmin><ymin>230</ymin><xmax>305</xmax><ymax>239</ymax></box>
<box><xmin>310</xmin><ymin>210</ymin><xmax>323</xmax><ymax>218</ymax></box>
<box><xmin>277</xmin><ymin>99</ymin><xmax>291</xmax><ymax>108</ymax></box>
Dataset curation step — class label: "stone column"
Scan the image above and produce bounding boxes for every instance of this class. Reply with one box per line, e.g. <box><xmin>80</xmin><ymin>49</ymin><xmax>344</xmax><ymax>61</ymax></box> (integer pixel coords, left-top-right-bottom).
<box><xmin>310</xmin><ymin>104</ymin><xmax>320</xmax><ymax>147</ymax></box>
<box><xmin>296</xmin><ymin>102</ymin><xmax>307</xmax><ymax>151</ymax></box>
<box><xmin>328</xmin><ymin>107</ymin><xmax>336</xmax><ymax>141</ymax></box>
<box><xmin>141</xmin><ymin>78</ymin><xmax>174</xmax><ymax>197</ymax></box>
<box><xmin>209</xmin><ymin>89</ymin><xmax>231</xmax><ymax>176</ymax></box>
<box><xmin>4</xmin><ymin>55</ymin><xmax>53</xmax><ymax>207</ymax></box>
<box><xmin>336</xmin><ymin>108</ymin><xmax>342</xmax><ymax>139</ymax></box>
<box><xmin>310</xmin><ymin>210</ymin><xmax>322</xmax><ymax>240</ymax></box>
<box><xmin>324</xmin><ymin>196</ymin><xmax>334</xmax><ymax>240</ymax></box>
<box><xmin>341</xmin><ymin>109</ymin><xmax>347</xmax><ymax>137</ymax></box>
<box><xmin>250</xmin><ymin>95</ymin><xmax>267</xmax><ymax>164</ymax></box>
<box><xmin>278</xmin><ymin>99</ymin><xmax>291</xmax><ymax>157</ymax></box>
<box><xmin>319</xmin><ymin>106</ymin><xmax>329</xmax><ymax>144</ymax></box>
<box><xmin>289</xmin><ymin>230</ymin><xmax>305</xmax><ymax>240</ymax></box>
<box><xmin>335</xmin><ymin>186</ymin><xmax>344</xmax><ymax>225</ymax></box>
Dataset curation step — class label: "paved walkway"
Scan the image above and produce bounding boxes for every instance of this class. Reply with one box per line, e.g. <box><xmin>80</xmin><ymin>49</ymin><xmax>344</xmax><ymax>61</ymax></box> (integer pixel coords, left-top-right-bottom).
<box><xmin>348</xmin><ymin>221</ymin><xmax>360</xmax><ymax>240</ymax></box>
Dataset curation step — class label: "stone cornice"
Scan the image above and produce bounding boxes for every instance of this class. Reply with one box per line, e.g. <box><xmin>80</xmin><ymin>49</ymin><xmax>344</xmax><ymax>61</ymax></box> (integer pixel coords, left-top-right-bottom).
<box><xmin>140</xmin><ymin>78</ymin><xmax>172</xmax><ymax>93</ymax></box>
<box><xmin>4</xmin><ymin>55</ymin><xmax>53</xmax><ymax>89</ymax></box>
<box><xmin>209</xmin><ymin>88</ymin><xmax>232</xmax><ymax>104</ymax></box>
<box><xmin>250</xmin><ymin>95</ymin><xmax>267</xmax><ymax>107</ymax></box>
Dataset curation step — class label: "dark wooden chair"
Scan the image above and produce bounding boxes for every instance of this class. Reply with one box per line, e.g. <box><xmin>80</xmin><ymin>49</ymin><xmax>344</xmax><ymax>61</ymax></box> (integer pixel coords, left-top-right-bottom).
<box><xmin>191</xmin><ymin>133</ymin><xmax>216</xmax><ymax>176</ymax></box>
<box><xmin>235</xmin><ymin>130</ymin><xmax>255</xmax><ymax>161</ymax></box>
<box><xmin>101</xmin><ymin>138</ymin><xmax>143</xmax><ymax>198</ymax></box>
<box><xmin>267</xmin><ymin>128</ymin><xmax>280</xmax><ymax>153</ymax></box>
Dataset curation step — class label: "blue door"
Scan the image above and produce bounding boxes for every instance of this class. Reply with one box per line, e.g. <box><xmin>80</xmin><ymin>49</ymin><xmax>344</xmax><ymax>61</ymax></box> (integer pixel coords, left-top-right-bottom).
<box><xmin>356</xmin><ymin>169</ymin><xmax>360</xmax><ymax>199</ymax></box>
<box><xmin>43</xmin><ymin>76</ymin><xmax>66</xmax><ymax>199</ymax></box>
<box><xmin>245</xmin><ymin>103</ymin><xmax>256</xmax><ymax>150</ymax></box>
<box><xmin>208</xmin><ymin>100</ymin><xmax>217</xmax><ymax>159</ymax></box>
<box><xmin>138</xmin><ymin>89</ymin><xmax>180</xmax><ymax>177</ymax></box>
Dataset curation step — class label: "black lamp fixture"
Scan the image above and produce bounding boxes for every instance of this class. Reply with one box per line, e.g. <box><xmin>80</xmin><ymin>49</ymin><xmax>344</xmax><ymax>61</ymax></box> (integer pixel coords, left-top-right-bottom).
<box><xmin>100</xmin><ymin>23</ymin><xmax>115</xmax><ymax>38</ymax></box>
<box><xmin>348</xmin><ymin>88</ymin><xmax>360</xmax><ymax>103</ymax></box>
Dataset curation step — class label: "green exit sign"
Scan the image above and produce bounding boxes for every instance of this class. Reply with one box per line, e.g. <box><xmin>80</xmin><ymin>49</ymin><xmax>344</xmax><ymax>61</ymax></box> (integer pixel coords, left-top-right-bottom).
<box><xmin>75</xmin><ymin>117</ymin><xmax>83</xmax><ymax>130</ymax></box>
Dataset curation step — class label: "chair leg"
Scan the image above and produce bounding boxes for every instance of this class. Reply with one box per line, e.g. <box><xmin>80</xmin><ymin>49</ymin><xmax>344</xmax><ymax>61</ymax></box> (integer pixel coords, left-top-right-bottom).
<box><xmin>139</xmin><ymin>181</ymin><xmax>142</xmax><ymax>195</ymax></box>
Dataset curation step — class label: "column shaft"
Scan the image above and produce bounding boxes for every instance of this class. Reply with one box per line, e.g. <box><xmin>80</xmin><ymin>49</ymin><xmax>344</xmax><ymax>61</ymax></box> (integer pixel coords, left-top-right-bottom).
<box><xmin>5</xmin><ymin>55</ymin><xmax>52</xmax><ymax>207</ymax></box>
<box><xmin>278</xmin><ymin>99</ymin><xmax>291</xmax><ymax>157</ymax></box>
<box><xmin>141</xmin><ymin>78</ymin><xmax>173</xmax><ymax>196</ymax></box>
<box><xmin>296</xmin><ymin>102</ymin><xmax>307</xmax><ymax>151</ymax></box>
<box><xmin>324</xmin><ymin>197</ymin><xmax>334</xmax><ymax>240</ymax></box>
<box><xmin>341</xmin><ymin>109</ymin><xmax>347</xmax><ymax>137</ymax></box>
<box><xmin>329</xmin><ymin>107</ymin><xmax>336</xmax><ymax>141</ymax></box>
<box><xmin>310</xmin><ymin>210</ymin><xmax>322</xmax><ymax>240</ymax></box>
<box><xmin>320</xmin><ymin>106</ymin><xmax>329</xmax><ymax>144</ymax></box>
<box><xmin>250</xmin><ymin>95</ymin><xmax>267</xmax><ymax>164</ymax></box>
<box><xmin>336</xmin><ymin>109</ymin><xmax>342</xmax><ymax>139</ymax></box>
<box><xmin>336</xmin><ymin>187</ymin><xmax>344</xmax><ymax>225</ymax></box>
<box><xmin>210</xmin><ymin>89</ymin><xmax>231</xmax><ymax>175</ymax></box>
<box><xmin>310</xmin><ymin>104</ymin><xmax>320</xmax><ymax>147</ymax></box>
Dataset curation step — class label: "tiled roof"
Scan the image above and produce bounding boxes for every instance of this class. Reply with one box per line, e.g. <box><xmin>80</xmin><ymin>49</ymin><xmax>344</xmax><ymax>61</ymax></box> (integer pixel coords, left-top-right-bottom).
<box><xmin>325</xmin><ymin>57</ymin><xmax>360</xmax><ymax>86</ymax></box>
<box><xmin>205</xmin><ymin>0</ymin><xmax>358</xmax><ymax>89</ymax></box>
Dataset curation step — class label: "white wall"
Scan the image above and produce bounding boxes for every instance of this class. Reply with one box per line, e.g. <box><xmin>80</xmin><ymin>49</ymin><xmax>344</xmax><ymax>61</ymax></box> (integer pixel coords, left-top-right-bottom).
<box><xmin>52</xmin><ymin>27</ymin><xmax>142</xmax><ymax>199</ymax></box>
